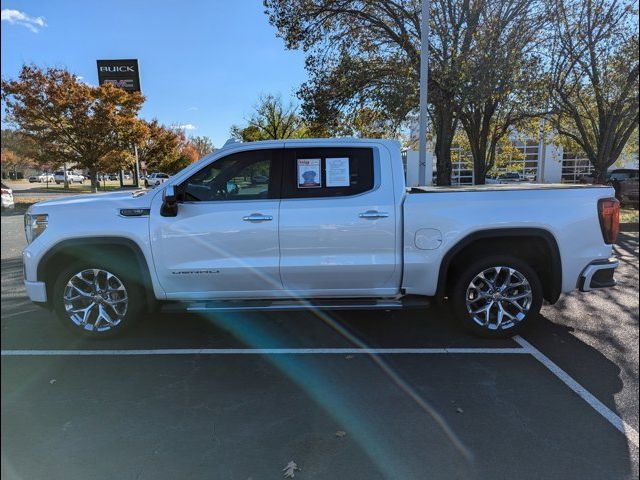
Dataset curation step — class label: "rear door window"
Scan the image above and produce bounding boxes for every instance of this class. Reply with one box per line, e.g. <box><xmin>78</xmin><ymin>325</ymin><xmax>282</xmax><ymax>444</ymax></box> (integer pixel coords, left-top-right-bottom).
<box><xmin>282</xmin><ymin>147</ymin><xmax>374</xmax><ymax>199</ymax></box>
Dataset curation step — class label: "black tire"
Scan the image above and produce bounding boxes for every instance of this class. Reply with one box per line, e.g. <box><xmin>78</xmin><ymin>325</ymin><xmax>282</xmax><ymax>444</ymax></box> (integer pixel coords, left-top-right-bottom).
<box><xmin>52</xmin><ymin>260</ymin><xmax>145</xmax><ymax>338</ymax></box>
<box><xmin>450</xmin><ymin>255</ymin><xmax>543</xmax><ymax>338</ymax></box>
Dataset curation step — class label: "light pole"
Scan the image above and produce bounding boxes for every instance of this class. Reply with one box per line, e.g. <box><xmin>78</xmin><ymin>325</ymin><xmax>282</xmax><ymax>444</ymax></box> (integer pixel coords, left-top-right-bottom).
<box><xmin>418</xmin><ymin>0</ymin><xmax>431</xmax><ymax>186</ymax></box>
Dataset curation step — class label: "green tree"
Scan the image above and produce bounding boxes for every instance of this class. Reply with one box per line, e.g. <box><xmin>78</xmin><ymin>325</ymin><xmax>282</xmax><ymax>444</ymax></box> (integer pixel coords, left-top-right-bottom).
<box><xmin>1</xmin><ymin>65</ymin><xmax>146</xmax><ymax>192</ymax></box>
<box><xmin>231</xmin><ymin>94</ymin><xmax>309</xmax><ymax>141</ymax></box>
<box><xmin>455</xmin><ymin>0</ymin><xmax>547</xmax><ymax>184</ymax></box>
<box><xmin>548</xmin><ymin>0</ymin><xmax>639</xmax><ymax>183</ymax></box>
<box><xmin>264</xmin><ymin>0</ymin><xmax>546</xmax><ymax>186</ymax></box>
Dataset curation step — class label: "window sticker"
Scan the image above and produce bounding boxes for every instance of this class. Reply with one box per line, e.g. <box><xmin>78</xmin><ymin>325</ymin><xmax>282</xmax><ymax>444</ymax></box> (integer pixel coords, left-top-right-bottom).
<box><xmin>326</xmin><ymin>157</ymin><xmax>350</xmax><ymax>187</ymax></box>
<box><xmin>297</xmin><ymin>158</ymin><xmax>322</xmax><ymax>188</ymax></box>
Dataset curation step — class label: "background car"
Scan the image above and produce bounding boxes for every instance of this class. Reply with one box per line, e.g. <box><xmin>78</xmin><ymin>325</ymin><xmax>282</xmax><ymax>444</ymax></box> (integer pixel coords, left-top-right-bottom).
<box><xmin>38</xmin><ymin>173</ymin><xmax>55</xmax><ymax>183</ymax></box>
<box><xmin>496</xmin><ymin>172</ymin><xmax>524</xmax><ymax>183</ymax></box>
<box><xmin>28</xmin><ymin>176</ymin><xmax>39</xmax><ymax>183</ymax></box>
<box><xmin>54</xmin><ymin>171</ymin><xmax>84</xmax><ymax>184</ymax></box>
<box><xmin>144</xmin><ymin>172</ymin><xmax>170</xmax><ymax>188</ymax></box>
<box><xmin>485</xmin><ymin>174</ymin><xmax>500</xmax><ymax>184</ymax></box>
<box><xmin>608</xmin><ymin>168</ymin><xmax>639</xmax><ymax>204</ymax></box>
<box><xmin>1</xmin><ymin>182</ymin><xmax>14</xmax><ymax>210</ymax></box>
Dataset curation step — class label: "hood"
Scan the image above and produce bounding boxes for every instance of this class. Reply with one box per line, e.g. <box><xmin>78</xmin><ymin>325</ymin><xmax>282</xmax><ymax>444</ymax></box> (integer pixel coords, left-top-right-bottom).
<box><xmin>29</xmin><ymin>189</ymin><xmax>157</xmax><ymax>212</ymax></box>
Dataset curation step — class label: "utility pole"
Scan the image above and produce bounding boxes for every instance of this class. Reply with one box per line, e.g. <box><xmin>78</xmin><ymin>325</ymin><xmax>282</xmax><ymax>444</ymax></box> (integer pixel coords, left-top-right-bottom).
<box><xmin>418</xmin><ymin>0</ymin><xmax>431</xmax><ymax>186</ymax></box>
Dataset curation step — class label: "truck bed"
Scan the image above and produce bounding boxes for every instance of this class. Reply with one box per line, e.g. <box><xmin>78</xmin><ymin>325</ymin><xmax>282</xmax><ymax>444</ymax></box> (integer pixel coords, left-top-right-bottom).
<box><xmin>408</xmin><ymin>183</ymin><xmax>610</xmax><ymax>194</ymax></box>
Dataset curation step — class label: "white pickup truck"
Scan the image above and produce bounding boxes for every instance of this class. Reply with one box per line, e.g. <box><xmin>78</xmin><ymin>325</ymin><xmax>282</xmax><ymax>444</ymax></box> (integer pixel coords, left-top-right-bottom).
<box><xmin>22</xmin><ymin>139</ymin><xmax>620</xmax><ymax>338</ymax></box>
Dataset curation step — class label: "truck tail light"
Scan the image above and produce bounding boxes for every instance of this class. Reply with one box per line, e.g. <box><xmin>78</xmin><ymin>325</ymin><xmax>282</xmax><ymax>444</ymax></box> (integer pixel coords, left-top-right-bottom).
<box><xmin>598</xmin><ymin>198</ymin><xmax>620</xmax><ymax>244</ymax></box>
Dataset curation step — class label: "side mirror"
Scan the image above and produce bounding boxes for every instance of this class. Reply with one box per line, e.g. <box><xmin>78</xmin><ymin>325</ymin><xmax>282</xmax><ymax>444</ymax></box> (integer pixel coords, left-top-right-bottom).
<box><xmin>160</xmin><ymin>185</ymin><xmax>178</xmax><ymax>217</ymax></box>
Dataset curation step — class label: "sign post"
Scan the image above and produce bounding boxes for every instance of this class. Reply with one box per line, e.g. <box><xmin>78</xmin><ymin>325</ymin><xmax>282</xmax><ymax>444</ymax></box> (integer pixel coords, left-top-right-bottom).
<box><xmin>97</xmin><ymin>59</ymin><xmax>142</xmax><ymax>187</ymax></box>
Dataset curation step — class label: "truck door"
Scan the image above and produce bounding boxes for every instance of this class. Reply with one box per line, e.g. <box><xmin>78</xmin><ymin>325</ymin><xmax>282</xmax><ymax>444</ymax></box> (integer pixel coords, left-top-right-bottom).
<box><xmin>278</xmin><ymin>146</ymin><xmax>399</xmax><ymax>297</ymax></box>
<box><xmin>149</xmin><ymin>147</ymin><xmax>283</xmax><ymax>299</ymax></box>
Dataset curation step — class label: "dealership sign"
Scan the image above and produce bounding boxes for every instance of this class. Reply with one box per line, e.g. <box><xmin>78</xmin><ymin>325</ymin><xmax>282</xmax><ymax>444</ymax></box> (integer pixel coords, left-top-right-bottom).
<box><xmin>97</xmin><ymin>59</ymin><xmax>141</xmax><ymax>92</ymax></box>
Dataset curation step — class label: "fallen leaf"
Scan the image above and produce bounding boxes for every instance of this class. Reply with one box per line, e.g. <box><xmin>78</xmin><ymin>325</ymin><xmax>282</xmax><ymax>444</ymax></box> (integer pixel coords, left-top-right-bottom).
<box><xmin>345</xmin><ymin>355</ymin><xmax>354</xmax><ymax>360</ymax></box>
<box><xmin>283</xmin><ymin>461</ymin><xmax>300</xmax><ymax>478</ymax></box>
<box><xmin>456</xmin><ymin>407</ymin><xmax>464</xmax><ymax>414</ymax></box>
<box><xmin>49</xmin><ymin>379</ymin><xmax>56</xmax><ymax>385</ymax></box>
<box><xmin>335</xmin><ymin>430</ymin><xmax>347</xmax><ymax>438</ymax></box>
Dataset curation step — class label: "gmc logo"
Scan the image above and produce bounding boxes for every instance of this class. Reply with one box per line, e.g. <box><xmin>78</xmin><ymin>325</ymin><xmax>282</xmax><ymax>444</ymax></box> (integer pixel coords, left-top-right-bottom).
<box><xmin>100</xmin><ymin>66</ymin><xmax>135</xmax><ymax>73</ymax></box>
<box><xmin>104</xmin><ymin>79</ymin><xmax>135</xmax><ymax>88</ymax></box>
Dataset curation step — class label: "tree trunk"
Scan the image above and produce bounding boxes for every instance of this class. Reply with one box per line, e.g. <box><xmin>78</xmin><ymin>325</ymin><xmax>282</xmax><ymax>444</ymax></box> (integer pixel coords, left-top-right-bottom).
<box><xmin>593</xmin><ymin>165</ymin><xmax>609</xmax><ymax>184</ymax></box>
<box><xmin>473</xmin><ymin>160</ymin><xmax>486</xmax><ymax>185</ymax></box>
<box><xmin>433</xmin><ymin>107</ymin><xmax>455</xmax><ymax>186</ymax></box>
<box><xmin>90</xmin><ymin>168</ymin><xmax>98</xmax><ymax>193</ymax></box>
<box><xmin>119</xmin><ymin>170</ymin><xmax>124</xmax><ymax>188</ymax></box>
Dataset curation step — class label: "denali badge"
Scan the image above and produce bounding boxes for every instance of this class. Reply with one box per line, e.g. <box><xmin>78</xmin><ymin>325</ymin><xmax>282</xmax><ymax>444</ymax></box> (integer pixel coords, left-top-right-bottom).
<box><xmin>171</xmin><ymin>270</ymin><xmax>220</xmax><ymax>275</ymax></box>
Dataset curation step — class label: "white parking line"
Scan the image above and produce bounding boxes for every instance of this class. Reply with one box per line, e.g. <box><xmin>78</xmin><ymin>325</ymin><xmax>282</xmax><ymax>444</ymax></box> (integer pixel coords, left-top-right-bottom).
<box><xmin>3</xmin><ymin>340</ymin><xmax>636</xmax><ymax>448</ymax></box>
<box><xmin>514</xmin><ymin>336</ymin><xmax>639</xmax><ymax>448</ymax></box>
<box><xmin>1</xmin><ymin>309</ymin><xmax>40</xmax><ymax>319</ymax></box>
<box><xmin>1</xmin><ymin>347</ymin><xmax>528</xmax><ymax>356</ymax></box>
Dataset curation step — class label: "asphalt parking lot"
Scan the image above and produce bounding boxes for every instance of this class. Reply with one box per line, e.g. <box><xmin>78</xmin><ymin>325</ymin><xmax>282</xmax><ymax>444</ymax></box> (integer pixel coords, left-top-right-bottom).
<box><xmin>1</xmin><ymin>213</ymin><xmax>638</xmax><ymax>479</ymax></box>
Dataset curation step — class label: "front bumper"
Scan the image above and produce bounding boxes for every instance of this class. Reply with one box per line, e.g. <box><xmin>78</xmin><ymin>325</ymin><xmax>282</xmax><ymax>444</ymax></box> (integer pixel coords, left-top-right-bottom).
<box><xmin>578</xmin><ymin>259</ymin><xmax>619</xmax><ymax>292</ymax></box>
<box><xmin>25</xmin><ymin>280</ymin><xmax>48</xmax><ymax>303</ymax></box>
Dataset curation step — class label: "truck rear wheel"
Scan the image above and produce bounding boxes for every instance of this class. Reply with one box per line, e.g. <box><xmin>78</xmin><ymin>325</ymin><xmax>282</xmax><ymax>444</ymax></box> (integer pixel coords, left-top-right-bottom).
<box><xmin>450</xmin><ymin>256</ymin><xmax>543</xmax><ymax>338</ymax></box>
<box><xmin>52</xmin><ymin>262</ymin><xmax>144</xmax><ymax>338</ymax></box>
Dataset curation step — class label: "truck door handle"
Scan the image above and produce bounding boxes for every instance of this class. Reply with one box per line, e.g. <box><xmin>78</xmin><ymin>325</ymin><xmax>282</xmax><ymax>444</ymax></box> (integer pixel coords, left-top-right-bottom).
<box><xmin>359</xmin><ymin>210</ymin><xmax>389</xmax><ymax>219</ymax></box>
<box><xmin>242</xmin><ymin>213</ymin><xmax>273</xmax><ymax>222</ymax></box>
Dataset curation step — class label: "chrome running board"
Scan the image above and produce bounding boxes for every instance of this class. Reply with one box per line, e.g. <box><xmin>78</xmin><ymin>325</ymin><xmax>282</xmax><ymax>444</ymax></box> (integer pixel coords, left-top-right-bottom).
<box><xmin>163</xmin><ymin>297</ymin><xmax>430</xmax><ymax>313</ymax></box>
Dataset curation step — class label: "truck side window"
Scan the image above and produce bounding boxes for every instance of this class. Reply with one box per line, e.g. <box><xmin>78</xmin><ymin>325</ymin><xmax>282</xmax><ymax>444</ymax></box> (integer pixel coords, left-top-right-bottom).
<box><xmin>283</xmin><ymin>147</ymin><xmax>374</xmax><ymax>198</ymax></box>
<box><xmin>181</xmin><ymin>149</ymin><xmax>278</xmax><ymax>202</ymax></box>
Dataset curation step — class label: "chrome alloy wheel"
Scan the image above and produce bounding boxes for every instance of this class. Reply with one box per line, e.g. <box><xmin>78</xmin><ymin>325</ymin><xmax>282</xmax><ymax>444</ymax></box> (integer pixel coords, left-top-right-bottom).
<box><xmin>465</xmin><ymin>266</ymin><xmax>533</xmax><ymax>331</ymax></box>
<box><xmin>63</xmin><ymin>269</ymin><xmax>128</xmax><ymax>332</ymax></box>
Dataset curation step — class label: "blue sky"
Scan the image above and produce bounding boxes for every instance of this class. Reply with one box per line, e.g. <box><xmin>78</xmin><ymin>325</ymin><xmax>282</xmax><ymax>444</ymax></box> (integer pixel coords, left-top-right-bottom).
<box><xmin>1</xmin><ymin>0</ymin><xmax>308</xmax><ymax>147</ymax></box>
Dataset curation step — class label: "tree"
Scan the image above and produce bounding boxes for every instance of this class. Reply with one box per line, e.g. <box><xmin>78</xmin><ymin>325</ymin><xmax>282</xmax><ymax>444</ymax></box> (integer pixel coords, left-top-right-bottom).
<box><xmin>167</xmin><ymin>131</ymin><xmax>200</xmax><ymax>174</ymax></box>
<box><xmin>0</xmin><ymin>129</ymin><xmax>37</xmax><ymax>179</ymax></box>
<box><xmin>1</xmin><ymin>65</ymin><xmax>146</xmax><ymax>192</ymax></box>
<box><xmin>265</xmin><ymin>0</ymin><xmax>542</xmax><ymax>186</ymax></box>
<box><xmin>455</xmin><ymin>0</ymin><xmax>548</xmax><ymax>184</ymax></box>
<box><xmin>231</xmin><ymin>94</ymin><xmax>309</xmax><ymax>141</ymax></box>
<box><xmin>265</xmin><ymin>1</ymin><xmax>424</xmax><ymax>166</ymax></box>
<box><xmin>136</xmin><ymin>120</ymin><xmax>182</xmax><ymax>174</ymax></box>
<box><xmin>190</xmin><ymin>135</ymin><xmax>215</xmax><ymax>159</ymax></box>
<box><xmin>548</xmin><ymin>0</ymin><xmax>639</xmax><ymax>183</ymax></box>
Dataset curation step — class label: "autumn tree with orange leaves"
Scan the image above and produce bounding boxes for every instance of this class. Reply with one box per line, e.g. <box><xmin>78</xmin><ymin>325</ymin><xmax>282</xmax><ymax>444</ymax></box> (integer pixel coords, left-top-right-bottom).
<box><xmin>1</xmin><ymin>65</ymin><xmax>147</xmax><ymax>192</ymax></box>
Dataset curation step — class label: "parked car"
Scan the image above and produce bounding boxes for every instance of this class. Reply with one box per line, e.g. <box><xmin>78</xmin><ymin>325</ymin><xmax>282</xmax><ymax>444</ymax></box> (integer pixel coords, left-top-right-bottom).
<box><xmin>1</xmin><ymin>182</ymin><xmax>14</xmax><ymax>210</ymax></box>
<box><xmin>608</xmin><ymin>169</ymin><xmax>639</xmax><ymax>204</ymax></box>
<box><xmin>38</xmin><ymin>173</ymin><xmax>55</xmax><ymax>183</ymax></box>
<box><xmin>144</xmin><ymin>172</ymin><xmax>170</xmax><ymax>188</ymax></box>
<box><xmin>54</xmin><ymin>171</ymin><xmax>84</xmax><ymax>184</ymax></box>
<box><xmin>496</xmin><ymin>172</ymin><xmax>524</xmax><ymax>184</ymax></box>
<box><xmin>22</xmin><ymin>139</ymin><xmax>622</xmax><ymax>339</ymax></box>
<box><xmin>29</xmin><ymin>176</ymin><xmax>39</xmax><ymax>183</ymax></box>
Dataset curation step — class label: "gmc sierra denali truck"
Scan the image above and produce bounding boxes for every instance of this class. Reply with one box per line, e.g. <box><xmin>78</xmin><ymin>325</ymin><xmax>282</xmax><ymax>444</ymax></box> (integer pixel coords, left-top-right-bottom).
<box><xmin>22</xmin><ymin>139</ymin><xmax>620</xmax><ymax>338</ymax></box>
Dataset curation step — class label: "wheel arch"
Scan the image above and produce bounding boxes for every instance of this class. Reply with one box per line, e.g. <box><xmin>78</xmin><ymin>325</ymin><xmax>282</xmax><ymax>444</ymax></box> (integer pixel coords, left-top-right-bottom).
<box><xmin>37</xmin><ymin>237</ymin><xmax>157</xmax><ymax>311</ymax></box>
<box><xmin>436</xmin><ymin>228</ymin><xmax>562</xmax><ymax>304</ymax></box>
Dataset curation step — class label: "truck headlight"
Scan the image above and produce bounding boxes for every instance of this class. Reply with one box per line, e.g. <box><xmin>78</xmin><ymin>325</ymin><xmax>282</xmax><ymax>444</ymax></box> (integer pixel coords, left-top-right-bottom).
<box><xmin>24</xmin><ymin>213</ymin><xmax>48</xmax><ymax>244</ymax></box>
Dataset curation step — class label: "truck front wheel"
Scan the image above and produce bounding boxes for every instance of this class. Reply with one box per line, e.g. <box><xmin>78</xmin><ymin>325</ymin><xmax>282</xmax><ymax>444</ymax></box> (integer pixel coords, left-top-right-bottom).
<box><xmin>52</xmin><ymin>262</ymin><xmax>144</xmax><ymax>338</ymax></box>
<box><xmin>450</xmin><ymin>256</ymin><xmax>543</xmax><ymax>338</ymax></box>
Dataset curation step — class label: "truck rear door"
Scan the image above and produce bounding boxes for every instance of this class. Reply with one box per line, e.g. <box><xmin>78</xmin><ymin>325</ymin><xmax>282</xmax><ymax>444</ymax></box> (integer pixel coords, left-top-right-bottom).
<box><xmin>278</xmin><ymin>145</ymin><xmax>399</xmax><ymax>297</ymax></box>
